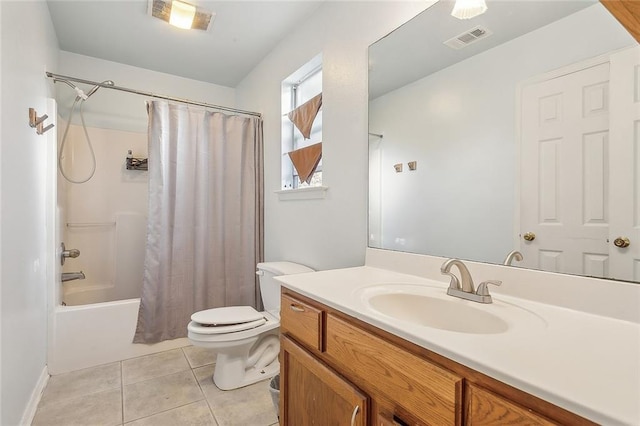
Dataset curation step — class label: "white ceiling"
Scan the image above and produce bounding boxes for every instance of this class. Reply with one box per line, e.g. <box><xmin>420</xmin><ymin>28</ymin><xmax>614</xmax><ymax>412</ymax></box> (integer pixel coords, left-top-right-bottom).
<box><xmin>369</xmin><ymin>0</ymin><xmax>598</xmax><ymax>100</ymax></box>
<box><xmin>46</xmin><ymin>0</ymin><xmax>324</xmax><ymax>88</ymax></box>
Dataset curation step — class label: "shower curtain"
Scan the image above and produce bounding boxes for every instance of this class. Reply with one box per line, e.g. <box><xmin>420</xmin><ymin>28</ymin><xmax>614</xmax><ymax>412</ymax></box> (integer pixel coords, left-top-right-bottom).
<box><xmin>134</xmin><ymin>101</ymin><xmax>264</xmax><ymax>343</ymax></box>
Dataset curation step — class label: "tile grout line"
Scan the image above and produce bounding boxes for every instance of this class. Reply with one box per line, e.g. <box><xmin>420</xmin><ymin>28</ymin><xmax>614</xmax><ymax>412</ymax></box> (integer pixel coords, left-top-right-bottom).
<box><xmin>191</xmin><ymin>365</ymin><xmax>221</xmax><ymax>425</ymax></box>
<box><xmin>181</xmin><ymin>346</ymin><xmax>194</xmax><ymax>369</ymax></box>
<box><xmin>122</xmin><ymin>360</ymin><xmax>211</xmax><ymax>424</ymax></box>
<box><xmin>125</xmin><ymin>399</ymin><xmax>210</xmax><ymax>425</ymax></box>
<box><xmin>34</xmin><ymin>363</ymin><xmax>123</xmax><ymax>414</ymax></box>
<box><xmin>122</xmin><ymin>367</ymin><xmax>193</xmax><ymax>387</ymax></box>
<box><xmin>180</xmin><ymin>346</ymin><xmax>220</xmax><ymax>426</ymax></box>
<box><xmin>121</xmin><ymin>348</ymin><xmax>197</xmax><ymax>387</ymax></box>
<box><xmin>38</xmin><ymin>349</ymin><xmax>223</xmax><ymax>426</ymax></box>
<box><xmin>124</xmin><ymin>367</ymin><xmax>211</xmax><ymax>425</ymax></box>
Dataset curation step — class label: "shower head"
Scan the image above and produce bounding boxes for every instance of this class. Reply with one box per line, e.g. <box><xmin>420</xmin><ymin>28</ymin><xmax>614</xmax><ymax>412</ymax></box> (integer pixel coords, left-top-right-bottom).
<box><xmin>86</xmin><ymin>80</ymin><xmax>115</xmax><ymax>98</ymax></box>
<box><xmin>56</xmin><ymin>78</ymin><xmax>78</xmax><ymax>91</ymax></box>
<box><xmin>54</xmin><ymin>78</ymin><xmax>89</xmax><ymax>101</ymax></box>
<box><xmin>53</xmin><ymin>77</ymin><xmax>115</xmax><ymax>101</ymax></box>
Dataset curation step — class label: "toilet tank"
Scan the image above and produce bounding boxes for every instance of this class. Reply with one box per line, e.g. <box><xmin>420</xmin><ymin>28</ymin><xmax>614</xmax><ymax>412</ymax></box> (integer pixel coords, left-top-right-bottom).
<box><xmin>257</xmin><ymin>261</ymin><xmax>314</xmax><ymax>311</ymax></box>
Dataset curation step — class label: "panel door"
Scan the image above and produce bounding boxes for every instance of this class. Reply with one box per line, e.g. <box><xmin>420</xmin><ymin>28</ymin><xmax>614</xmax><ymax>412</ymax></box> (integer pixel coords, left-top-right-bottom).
<box><xmin>609</xmin><ymin>46</ymin><xmax>640</xmax><ymax>282</ymax></box>
<box><xmin>280</xmin><ymin>336</ymin><xmax>368</xmax><ymax>426</ymax></box>
<box><xmin>520</xmin><ymin>62</ymin><xmax>611</xmax><ymax>277</ymax></box>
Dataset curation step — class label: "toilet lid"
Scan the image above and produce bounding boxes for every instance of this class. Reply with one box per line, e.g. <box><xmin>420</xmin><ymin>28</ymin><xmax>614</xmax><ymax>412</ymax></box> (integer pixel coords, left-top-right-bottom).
<box><xmin>191</xmin><ymin>306</ymin><xmax>264</xmax><ymax>326</ymax></box>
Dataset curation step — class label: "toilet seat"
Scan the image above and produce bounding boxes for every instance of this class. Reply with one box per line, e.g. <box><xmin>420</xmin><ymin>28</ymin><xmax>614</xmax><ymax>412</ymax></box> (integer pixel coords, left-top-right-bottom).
<box><xmin>188</xmin><ymin>317</ymin><xmax>266</xmax><ymax>334</ymax></box>
<box><xmin>188</xmin><ymin>311</ymin><xmax>279</xmax><ymax>343</ymax></box>
<box><xmin>190</xmin><ymin>306</ymin><xmax>266</xmax><ymax>334</ymax></box>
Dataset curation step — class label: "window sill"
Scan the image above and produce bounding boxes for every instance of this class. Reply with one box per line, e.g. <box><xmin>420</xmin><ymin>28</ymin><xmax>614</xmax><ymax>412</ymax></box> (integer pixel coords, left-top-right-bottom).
<box><xmin>275</xmin><ymin>186</ymin><xmax>329</xmax><ymax>201</ymax></box>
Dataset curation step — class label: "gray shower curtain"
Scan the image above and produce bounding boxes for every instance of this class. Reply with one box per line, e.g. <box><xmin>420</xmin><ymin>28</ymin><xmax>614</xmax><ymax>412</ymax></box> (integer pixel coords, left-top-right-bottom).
<box><xmin>134</xmin><ymin>101</ymin><xmax>264</xmax><ymax>343</ymax></box>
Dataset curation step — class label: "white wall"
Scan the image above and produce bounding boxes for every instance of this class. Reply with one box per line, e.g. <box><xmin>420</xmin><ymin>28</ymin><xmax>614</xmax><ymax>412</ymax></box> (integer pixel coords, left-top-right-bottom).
<box><xmin>0</xmin><ymin>1</ymin><xmax>59</xmax><ymax>424</ymax></box>
<box><xmin>56</xmin><ymin>51</ymin><xmax>237</xmax><ymax>132</ymax></box>
<box><xmin>369</xmin><ymin>4</ymin><xmax>636</xmax><ymax>264</ymax></box>
<box><xmin>236</xmin><ymin>2</ymin><xmax>430</xmax><ymax>271</ymax></box>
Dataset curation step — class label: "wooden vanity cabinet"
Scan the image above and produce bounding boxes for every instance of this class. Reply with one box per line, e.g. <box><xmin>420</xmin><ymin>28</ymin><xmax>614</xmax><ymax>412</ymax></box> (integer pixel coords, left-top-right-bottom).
<box><xmin>280</xmin><ymin>289</ymin><xmax>596</xmax><ymax>426</ymax></box>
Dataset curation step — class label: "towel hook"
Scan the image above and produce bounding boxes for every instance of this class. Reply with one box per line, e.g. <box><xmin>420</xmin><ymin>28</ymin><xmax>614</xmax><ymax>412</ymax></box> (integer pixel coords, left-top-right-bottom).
<box><xmin>28</xmin><ymin>108</ymin><xmax>55</xmax><ymax>135</ymax></box>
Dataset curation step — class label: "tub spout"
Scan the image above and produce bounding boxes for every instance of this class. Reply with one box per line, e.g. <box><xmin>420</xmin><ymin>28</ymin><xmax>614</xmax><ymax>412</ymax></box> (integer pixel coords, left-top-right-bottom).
<box><xmin>62</xmin><ymin>271</ymin><xmax>85</xmax><ymax>282</ymax></box>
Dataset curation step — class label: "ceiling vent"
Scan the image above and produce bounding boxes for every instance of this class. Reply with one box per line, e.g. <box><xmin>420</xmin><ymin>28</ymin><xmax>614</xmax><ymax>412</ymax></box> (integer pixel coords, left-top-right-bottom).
<box><xmin>148</xmin><ymin>0</ymin><xmax>215</xmax><ymax>32</ymax></box>
<box><xmin>444</xmin><ymin>26</ymin><xmax>493</xmax><ymax>49</ymax></box>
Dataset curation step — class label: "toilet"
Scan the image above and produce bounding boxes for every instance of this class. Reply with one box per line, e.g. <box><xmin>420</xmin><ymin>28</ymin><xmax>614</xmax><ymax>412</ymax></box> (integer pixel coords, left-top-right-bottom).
<box><xmin>187</xmin><ymin>261</ymin><xmax>314</xmax><ymax>390</ymax></box>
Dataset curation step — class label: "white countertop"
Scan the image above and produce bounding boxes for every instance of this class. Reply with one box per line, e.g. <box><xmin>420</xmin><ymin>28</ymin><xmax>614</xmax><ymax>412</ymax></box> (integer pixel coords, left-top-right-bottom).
<box><xmin>276</xmin><ymin>266</ymin><xmax>640</xmax><ymax>426</ymax></box>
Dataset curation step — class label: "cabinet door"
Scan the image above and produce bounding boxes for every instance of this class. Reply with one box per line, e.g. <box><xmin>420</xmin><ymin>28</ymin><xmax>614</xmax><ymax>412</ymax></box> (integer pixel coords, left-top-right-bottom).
<box><xmin>466</xmin><ymin>384</ymin><xmax>557</xmax><ymax>426</ymax></box>
<box><xmin>281</xmin><ymin>336</ymin><xmax>368</xmax><ymax>426</ymax></box>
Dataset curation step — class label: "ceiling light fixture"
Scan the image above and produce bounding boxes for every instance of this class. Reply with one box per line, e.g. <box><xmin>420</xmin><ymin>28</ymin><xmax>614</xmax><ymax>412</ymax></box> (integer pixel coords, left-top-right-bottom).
<box><xmin>451</xmin><ymin>0</ymin><xmax>488</xmax><ymax>20</ymax></box>
<box><xmin>148</xmin><ymin>0</ymin><xmax>215</xmax><ymax>32</ymax></box>
<box><xmin>169</xmin><ymin>0</ymin><xmax>196</xmax><ymax>29</ymax></box>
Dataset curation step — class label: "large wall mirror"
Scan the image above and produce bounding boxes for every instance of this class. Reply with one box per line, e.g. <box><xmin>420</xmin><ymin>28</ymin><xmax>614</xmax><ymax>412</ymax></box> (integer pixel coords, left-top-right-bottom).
<box><xmin>368</xmin><ymin>0</ymin><xmax>640</xmax><ymax>283</ymax></box>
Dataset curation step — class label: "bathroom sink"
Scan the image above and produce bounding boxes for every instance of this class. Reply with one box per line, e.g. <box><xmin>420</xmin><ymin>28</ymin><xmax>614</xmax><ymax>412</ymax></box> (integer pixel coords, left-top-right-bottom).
<box><xmin>366</xmin><ymin>291</ymin><xmax>508</xmax><ymax>334</ymax></box>
<box><xmin>355</xmin><ymin>283</ymin><xmax>543</xmax><ymax>334</ymax></box>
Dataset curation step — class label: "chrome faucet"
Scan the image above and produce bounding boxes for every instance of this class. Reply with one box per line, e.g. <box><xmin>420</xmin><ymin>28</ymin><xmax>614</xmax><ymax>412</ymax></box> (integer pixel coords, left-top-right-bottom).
<box><xmin>61</xmin><ymin>271</ymin><xmax>85</xmax><ymax>282</ymax></box>
<box><xmin>503</xmin><ymin>250</ymin><xmax>523</xmax><ymax>266</ymax></box>
<box><xmin>440</xmin><ymin>258</ymin><xmax>475</xmax><ymax>293</ymax></box>
<box><xmin>440</xmin><ymin>258</ymin><xmax>501</xmax><ymax>304</ymax></box>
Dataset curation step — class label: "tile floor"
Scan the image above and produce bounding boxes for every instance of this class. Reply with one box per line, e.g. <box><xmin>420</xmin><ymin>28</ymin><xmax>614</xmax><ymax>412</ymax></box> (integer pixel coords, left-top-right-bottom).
<box><xmin>32</xmin><ymin>346</ymin><xmax>279</xmax><ymax>426</ymax></box>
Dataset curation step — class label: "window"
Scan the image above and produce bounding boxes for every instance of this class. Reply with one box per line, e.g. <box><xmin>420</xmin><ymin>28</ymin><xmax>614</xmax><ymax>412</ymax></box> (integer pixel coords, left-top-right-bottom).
<box><xmin>281</xmin><ymin>55</ymin><xmax>322</xmax><ymax>190</ymax></box>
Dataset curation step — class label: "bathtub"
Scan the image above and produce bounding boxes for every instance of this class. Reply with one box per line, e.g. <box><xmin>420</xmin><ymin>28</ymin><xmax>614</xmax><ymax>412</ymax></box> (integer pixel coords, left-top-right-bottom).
<box><xmin>62</xmin><ymin>281</ymin><xmax>117</xmax><ymax>306</ymax></box>
<box><xmin>48</xmin><ymin>298</ymin><xmax>189</xmax><ymax>375</ymax></box>
<box><xmin>47</xmin><ymin>114</ymin><xmax>177</xmax><ymax>375</ymax></box>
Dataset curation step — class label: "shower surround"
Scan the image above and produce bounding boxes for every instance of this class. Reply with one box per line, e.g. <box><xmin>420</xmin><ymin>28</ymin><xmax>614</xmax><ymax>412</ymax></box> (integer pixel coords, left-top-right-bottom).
<box><xmin>59</xmin><ymin>124</ymin><xmax>148</xmax><ymax>305</ymax></box>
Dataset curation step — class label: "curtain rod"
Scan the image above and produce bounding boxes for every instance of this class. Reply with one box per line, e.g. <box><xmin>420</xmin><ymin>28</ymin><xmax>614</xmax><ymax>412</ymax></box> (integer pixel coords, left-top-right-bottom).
<box><xmin>45</xmin><ymin>71</ymin><xmax>262</xmax><ymax>118</ymax></box>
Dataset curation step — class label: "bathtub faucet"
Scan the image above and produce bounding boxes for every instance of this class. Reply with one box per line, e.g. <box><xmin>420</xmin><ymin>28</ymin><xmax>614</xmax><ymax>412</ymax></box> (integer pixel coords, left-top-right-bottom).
<box><xmin>61</xmin><ymin>271</ymin><xmax>85</xmax><ymax>282</ymax></box>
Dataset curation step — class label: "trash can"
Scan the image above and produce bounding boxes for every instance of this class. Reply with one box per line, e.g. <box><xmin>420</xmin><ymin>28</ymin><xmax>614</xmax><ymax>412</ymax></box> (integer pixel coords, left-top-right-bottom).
<box><xmin>269</xmin><ymin>374</ymin><xmax>280</xmax><ymax>415</ymax></box>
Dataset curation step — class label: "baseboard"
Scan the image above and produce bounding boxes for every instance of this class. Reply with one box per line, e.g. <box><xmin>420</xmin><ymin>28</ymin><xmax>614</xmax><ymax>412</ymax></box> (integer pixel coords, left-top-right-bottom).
<box><xmin>20</xmin><ymin>365</ymin><xmax>49</xmax><ymax>426</ymax></box>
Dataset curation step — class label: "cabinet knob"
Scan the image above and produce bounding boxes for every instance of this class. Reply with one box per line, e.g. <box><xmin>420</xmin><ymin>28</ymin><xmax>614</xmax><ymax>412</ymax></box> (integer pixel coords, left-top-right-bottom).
<box><xmin>613</xmin><ymin>237</ymin><xmax>631</xmax><ymax>248</ymax></box>
<box><xmin>523</xmin><ymin>232</ymin><xmax>536</xmax><ymax>242</ymax></box>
